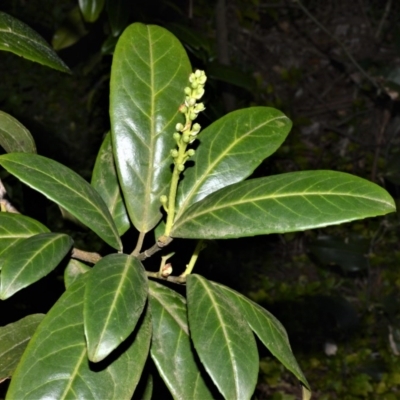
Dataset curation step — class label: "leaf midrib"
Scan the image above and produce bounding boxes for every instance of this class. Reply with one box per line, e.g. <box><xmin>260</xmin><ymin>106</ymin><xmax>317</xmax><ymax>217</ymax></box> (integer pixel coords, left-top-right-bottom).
<box><xmin>196</xmin><ymin>277</ymin><xmax>240</xmax><ymax>397</ymax></box>
<box><xmin>177</xmin><ymin>190</ymin><xmax>393</xmax><ymax>224</ymax></box>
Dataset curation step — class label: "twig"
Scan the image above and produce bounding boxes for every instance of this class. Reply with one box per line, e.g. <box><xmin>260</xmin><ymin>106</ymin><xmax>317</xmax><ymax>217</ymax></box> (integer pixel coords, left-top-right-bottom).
<box><xmin>146</xmin><ymin>271</ymin><xmax>186</xmax><ymax>284</ymax></box>
<box><xmin>375</xmin><ymin>0</ymin><xmax>392</xmax><ymax>40</ymax></box>
<box><xmin>137</xmin><ymin>235</ymin><xmax>173</xmax><ymax>261</ymax></box>
<box><xmin>71</xmin><ymin>248</ymin><xmax>102</xmax><ymax>264</ymax></box>
<box><xmin>131</xmin><ymin>231</ymin><xmax>145</xmax><ymax>257</ymax></box>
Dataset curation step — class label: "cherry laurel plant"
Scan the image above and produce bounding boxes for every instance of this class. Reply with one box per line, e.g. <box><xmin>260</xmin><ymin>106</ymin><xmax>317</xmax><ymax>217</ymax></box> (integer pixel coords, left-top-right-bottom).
<box><xmin>0</xmin><ymin>15</ymin><xmax>397</xmax><ymax>400</ymax></box>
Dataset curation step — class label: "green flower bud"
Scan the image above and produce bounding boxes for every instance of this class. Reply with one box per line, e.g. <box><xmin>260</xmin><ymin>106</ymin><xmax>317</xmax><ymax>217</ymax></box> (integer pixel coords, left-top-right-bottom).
<box><xmin>175</xmin><ymin>123</ymin><xmax>184</xmax><ymax>131</ymax></box>
<box><xmin>191</xmin><ymin>81</ymin><xmax>198</xmax><ymax>89</ymax></box>
<box><xmin>170</xmin><ymin>149</ymin><xmax>179</xmax><ymax>158</ymax></box>
<box><xmin>199</xmin><ymin>75</ymin><xmax>207</xmax><ymax>84</ymax></box>
<box><xmin>195</xmin><ymin>103</ymin><xmax>205</xmax><ymax>112</ymax></box>
<box><xmin>177</xmin><ymin>164</ymin><xmax>185</xmax><ymax>172</ymax></box>
<box><xmin>179</xmin><ymin>104</ymin><xmax>187</xmax><ymax>113</ymax></box>
<box><xmin>192</xmin><ymin>123</ymin><xmax>201</xmax><ymax>133</ymax></box>
<box><xmin>182</xmin><ymin>133</ymin><xmax>191</xmax><ymax>143</ymax></box>
<box><xmin>160</xmin><ymin>195</ymin><xmax>168</xmax><ymax>204</ymax></box>
<box><xmin>173</xmin><ymin>132</ymin><xmax>180</xmax><ymax>142</ymax></box>
<box><xmin>189</xmin><ymin>112</ymin><xmax>197</xmax><ymax>120</ymax></box>
<box><xmin>195</xmin><ymin>69</ymin><xmax>202</xmax><ymax>77</ymax></box>
<box><xmin>194</xmin><ymin>87</ymin><xmax>205</xmax><ymax>99</ymax></box>
<box><xmin>187</xmin><ymin>149</ymin><xmax>195</xmax><ymax>157</ymax></box>
<box><xmin>186</xmin><ymin>97</ymin><xmax>196</xmax><ymax>107</ymax></box>
<box><xmin>189</xmin><ymin>74</ymin><xmax>195</xmax><ymax>83</ymax></box>
<box><xmin>184</xmin><ymin>87</ymin><xmax>191</xmax><ymax>95</ymax></box>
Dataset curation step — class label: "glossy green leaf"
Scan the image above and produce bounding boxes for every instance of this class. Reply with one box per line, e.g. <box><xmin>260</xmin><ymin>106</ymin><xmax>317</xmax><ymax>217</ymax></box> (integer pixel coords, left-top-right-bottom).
<box><xmin>214</xmin><ymin>282</ymin><xmax>310</xmax><ymax>389</ymax></box>
<box><xmin>84</xmin><ymin>254</ymin><xmax>148</xmax><ymax>362</ymax></box>
<box><xmin>6</xmin><ymin>276</ymin><xmax>152</xmax><ymax>400</ymax></box>
<box><xmin>64</xmin><ymin>258</ymin><xmax>91</xmax><ymax>289</ymax></box>
<box><xmin>172</xmin><ymin>171</ymin><xmax>396</xmax><ymax>239</ymax></box>
<box><xmin>0</xmin><ymin>314</ymin><xmax>45</xmax><ymax>381</ymax></box>
<box><xmin>0</xmin><ymin>233</ymin><xmax>73</xmax><ymax>299</ymax></box>
<box><xmin>0</xmin><ymin>213</ymin><xmax>49</xmax><ymax>259</ymax></box>
<box><xmin>110</xmin><ymin>23</ymin><xmax>192</xmax><ymax>233</ymax></box>
<box><xmin>187</xmin><ymin>274</ymin><xmax>258</xmax><ymax>400</ymax></box>
<box><xmin>107</xmin><ymin>0</ymin><xmax>130</xmax><ymax>37</ymax></box>
<box><xmin>92</xmin><ymin>132</ymin><xmax>130</xmax><ymax>236</ymax></box>
<box><xmin>0</xmin><ymin>153</ymin><xmax>122</xmax><ymax>250</ymax></box>
<box><xmin>0</xmin><ymin>11</ymin><xmax>70</xmax><ymax>73</ymax></box>
<box><xmin>149</xmin><ymin>281</ymin><xmax>214</xmax><ymax>399</ymax></box>
<box><xmin>79</xmin><ymin>0</ymin><xmax>105</xmax><ymax>22</ymax></box>
<box><xmin>176</xmin><ymin>107</ymin><xmax>292</xmax><ymax>216</ymax></box>
<box><xmin>52</xmin><ymin>6</ymin><xmax>87</xmax><ymax>51</ymax></box>
<box><xmin>0</xmin><ymin>111</ymin><xmax>36</xmax><ymax>153</ymax></box>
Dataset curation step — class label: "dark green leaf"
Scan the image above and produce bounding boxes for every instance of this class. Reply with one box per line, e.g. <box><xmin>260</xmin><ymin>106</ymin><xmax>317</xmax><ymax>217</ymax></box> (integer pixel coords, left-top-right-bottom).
<box><xmin>0</xmin><ymin>213</ymin><xmax>49</xmax><ymax>259</ymax></box>
<box><xmin>0</xmin><ymin>11</ymin><xmax>70</xmax><ymax>73</ymax></box>
<box><xmin>187</xmin><ymin>274</ymin><xmax>258</xmax><ymax>400</ymax></box>
<box><xmin>149</xmin><ymin>281</ymin><xmax>214</xmax><ymax>399</ymax></box>
<box><xmin>6</xmin><ymin>275</ymin><xmax>152</xmax><ymax>399</ymax></box>
<box><xmin>140</xmin><ymin>373</ymin><xmax>153</xmax><ymax>400</ymax></box>
<box><xmin>52</xmin><ymin>6</ymin><xmax>87</xmax><ymax>51</ymax></box>
<box><xmin>64</xmin><ymin>258</ymin><xmax>91</xmax><ymax>289</ymax></box>
<box><xmin>0</xmin><ymin>314</ymin><xmax>45</xmax><ymax>381</ymax></box>
<box><xmin>214</xmin><ymin>282</ymin><xmax>310</xmax><ymax>389</ymax></box>
<box><xmin>309</xmin><ymin>235</ymin><xmax>369</xmax><ymax>273</ymax></box>
<box><xmin>0</xmin><ymin>233</ymin><xmax>73</xmax><ymax>299</ymax></box>
<box><xmin>0</xmin><ymin>153</ymin><xmax>122</xmax><ymax>250</ymax></box>
<box><xmin>107</xmin><ymin>0</ymin><xmax>130</xmax><ymax>37</ymax></box>
<box><xmin>0</xmin><ymin>111</ymin><xmax>36</xmax><ymax>153</ymax></box>
<box><xmin>91</xmin><ymin>132</ymin><xmax>130</xmax><ymax>236</ymax></box>
<box><xmin>207</xmin><ymin>61</ymin><xmax>256</xmax><ymax>92</ymax></box>
<box><xmin>110</xmin><ymin>23</ymin><xmax>192</xmax><ymax>233</ymax></box>
<box><xmin>79</xmin><ymin>0</ymin><xmax>105</xmax><ymax>22</ymax></box>
<box><xmin>176</xmin><ymin>107</ymin><xmax>292</xmax><ymax>216</ymax></box>
<box><xmin>172</xmin><ymin>171</ymin><xmax>396</xmax><ymax>239</ymax></box>
<box><xmin>101</xmin><ymin>34</ymin><xmax>118</xmax><ymax>55</ymax></box>
<box><xmin>84</xmin><ymin>254</ymin><xmax>148</xmax><ymax>362</ymax></box>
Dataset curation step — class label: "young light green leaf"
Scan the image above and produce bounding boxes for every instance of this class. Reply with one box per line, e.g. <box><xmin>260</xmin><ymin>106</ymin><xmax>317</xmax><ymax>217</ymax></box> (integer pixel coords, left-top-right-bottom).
<box><xmin>176</xmin><ymin>107</ymin><xmax>292</xmax><ymax>217</ymax></box>
<box><xmin>51</xmin><ymin>6</ymin><xmax>87</xmax><ymax>51</ymax></box>
<box><xmin>149</xmin><ymin>281</ymin><xmax>214</xmax><ymax>399</ymax></box>
<box><xmin>0</xmin><ymin>314</ymin><xmax>45</xmax><ymax>381</ymax></box>
<box><xmin>91</xmin><ymin>132</ymin><xmax>130</xmax><ymax>236</ymax></box>
<box><xmin>84</xmin><ymin>254</ymin><xmax>148</xmax><ymax>362</ymax></box>
<box><xmin>0</xmin><ymin>111</ymin><xmax>36</xmax><ymax>153</ymax></box>
<box><xmin>214</xmin><ymin>282</ymin><xmax>310</xmax><ymax>390</ymax></box>
<box><xmin>64</xmin><ymin>258</ymin><xmax>91</xmax><ymax>289</ymax></box>
<box><xmin>110</xmin><ymin>23</ymin><xmax>192</xmax><ymax>233</ymax></box>
<box><xmin>0</xmin><ymin>233</ymin><xmax>73</xmax><ymax>299</ymax></box>
<box><xmin>0</xmin><ymin>213</ymin><xmax>49</xmax><ymax>258</ymax></box>
<box><xmin>172</xmin><ymin>171</ymin><xmax>396</xmax><ymax>239</ymax></box>
<box><xmin>0</xmin><ymin>11</ymin><xmax>70</xmax><ymax>73</ymax></box>
<box><xmin>0</xmin><ymin>153</ymin><xmax>122</xmax><ymax>250</ymax></box>
<box><xmin>5</xmin><ymin>276</ymin><xmax>152</xmax><ymax>400</ymax></box>
<box><xmin>107</xmin><ymin>0</ymin><xmax>130</xmax><ymax>37</ymax></box>
<box><xmin>187</xmin><ymin>274</ymin><xmax>258</xmax><ymax>400</ymax></box>
<box><xmin>79</xmin><ymin>0</ymin><xmax>105</xmax><ymax>22</ymax></box>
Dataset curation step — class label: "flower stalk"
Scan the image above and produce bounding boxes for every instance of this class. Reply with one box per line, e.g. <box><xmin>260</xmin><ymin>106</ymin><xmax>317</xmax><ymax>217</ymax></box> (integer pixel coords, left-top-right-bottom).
<box><xmin>163</xmin><ymin>70</ymin><xmax>207</xmax><ymax>237</ymax></box>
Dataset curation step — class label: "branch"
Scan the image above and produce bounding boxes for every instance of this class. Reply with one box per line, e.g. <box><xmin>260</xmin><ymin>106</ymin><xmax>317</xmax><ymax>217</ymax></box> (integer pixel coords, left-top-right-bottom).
<box><xmin>137</xmin><ymin>235</ymin><xmax>173</xmax><ymax>261</ymax></box>
<box><xmin>71</xmin><ymin>248</ymin><xmax>102</xmax><ymax>264</ymax></box>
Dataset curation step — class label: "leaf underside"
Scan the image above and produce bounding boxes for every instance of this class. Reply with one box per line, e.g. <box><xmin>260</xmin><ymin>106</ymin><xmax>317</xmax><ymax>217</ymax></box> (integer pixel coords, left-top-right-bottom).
<box><xmin>0</xmin><ymin>11</ymin><xmax>70</xmax><ymax>72</ymax></box>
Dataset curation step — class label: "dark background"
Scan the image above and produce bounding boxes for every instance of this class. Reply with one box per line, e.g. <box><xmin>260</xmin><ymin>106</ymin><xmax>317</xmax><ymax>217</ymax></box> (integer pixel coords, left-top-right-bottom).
<box><xmin>1</xmin><ymin>0</ymin><xmax>400</xmax><ymax>398</ymax></box>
